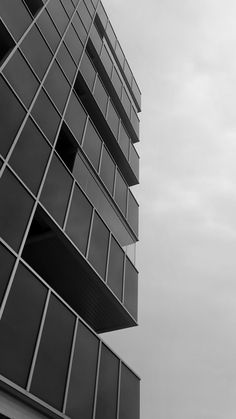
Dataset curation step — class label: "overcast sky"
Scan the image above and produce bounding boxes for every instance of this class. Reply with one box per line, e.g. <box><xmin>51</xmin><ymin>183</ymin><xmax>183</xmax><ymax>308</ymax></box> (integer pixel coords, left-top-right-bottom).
<box><xmin>101</xmin><ymin>1</ymin><xmax>236</xmax><ymax>418</ymax></box>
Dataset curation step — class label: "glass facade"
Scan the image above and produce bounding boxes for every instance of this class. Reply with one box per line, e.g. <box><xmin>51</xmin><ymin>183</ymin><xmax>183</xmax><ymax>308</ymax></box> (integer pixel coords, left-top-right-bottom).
<box><xmin>0</xmin><ymin>1</ymin><xmax>141</xmax><ymax>418</ymax></box>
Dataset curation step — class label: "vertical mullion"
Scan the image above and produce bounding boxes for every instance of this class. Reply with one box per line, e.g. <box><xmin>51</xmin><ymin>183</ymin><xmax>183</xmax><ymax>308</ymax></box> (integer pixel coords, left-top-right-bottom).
<box><xmin>85</xmin><ymin>207</ymin><xmax>95</xmax><ymax>259</ymax></box>
<box><xmin>104</xmin><ymin>231</ymin><xmax>112</xmax><ymax>284</ymax></box>
<box><xmin>116</xmin><ymin>360</ymin><xmax>122</xmax><ymax>419</ymax></box>
<box><xmin>121</xmin><ymin>254</ymin><xmax>126</xmax><ymax>304</ymax></box>
<box><xmin>63</xmin><ymin>179</ymin><xmax>76</xmax><ymax>230</ymax></box>
<box><xmin>92</xmin><ymin>340</ymin><xmax>102</xmax><ymax>419</ymax></box>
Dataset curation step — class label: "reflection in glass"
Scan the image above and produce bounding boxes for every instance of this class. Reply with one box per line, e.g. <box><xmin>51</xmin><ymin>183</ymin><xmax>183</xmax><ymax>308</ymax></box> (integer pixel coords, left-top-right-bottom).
<box><xmin>0</xmin><ymin>243</ymin><xmax>15</xmax><ymax>306</ymax></box>
<box><xmin>107</xmin><ymin>236</ymin><xmax>124</xmax><ymax>300</ymax></box>
<box><xmin>65</xmin><ymin>92</ymin><xmax>87</xmax><ymax>145</ymax></box>
<box><xmin>119</xmin><ymin>364</ymin><xmax>140</xmax><ymax>419</ymax></box>
<box><xmin>124</xmin><ymin>258</ymin><xmax>138</xmax><ymax>320</ymax></box>
<box><xmin>114</xmin><ymin>171</ymin><xmax>127</xmax><ymax>216</ymax></box>
<box><xmin>88</xmin><ymin>212</ymin><xmax>109</xmax><ymax>279</ymax></box>
<box><xmin>82</xmin><ymin>119</ymin><xmax>102</xmax><ymax>170</ymax></box>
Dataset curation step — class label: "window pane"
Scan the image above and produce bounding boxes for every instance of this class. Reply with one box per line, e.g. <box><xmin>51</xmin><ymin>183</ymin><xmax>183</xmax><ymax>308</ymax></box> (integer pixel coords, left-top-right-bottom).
<box><xmin>82</xmin><ymin>119</ymin><xmax>102</xmax><ymax>171</ymax></box>
<box><xmin>84</xmin><ymin>0</ymin><xmax>95</xmax><ymax>17</ymax></box>
<box><xmin>124</xmin><ymin>61</ymin><xmax>132</xmax><ymax>86</ymax></box>
<box><xmin>20</xmin><ymin>25</ymin><xmax>52</xmax><ymax>80</ymax></box>
<box><xmin>0</xmin><ymin>20</ymin><xmax>15</xmax><ymax>65</ymax></box>
<box><xmin>77</xmin><ymin>1</ymin><xmax>91</xmax><ymax>32</ymax></box>
<box><xmin>56</xmin><ymin>43</ymin><xmax>76</xmax><ymax>83</ymax></box>
<box><xmin>0</xmin><ymin>0</ymin><xmax>31</xmax><ymax>41</ymax></box>
<box><xmin>118</xmin><ymin>123</ymin><xmax>129</xmax><ymax>159</ymax></box>
<box><xmin>9</xmin><ymin>118</ymin><xmax>51</xmax><ymax>194</ymax></box>
<box><xmin>97</xmin><ymin>3</ymin><xmax>107</xmax><ymax>28</ymax></box>
<box><xmin>30</xmin><ymin>295</ymin><xmax>75</xmax><ymax>410</ymax></box>
<box><xmin>124</xmin><ymin>258</ymin><xmax>138</xmax><ymax>320</ymax></box>
<box><xmin>127</xmin><ymin>192</ymin><xmax>139</xmax><ymax>236</ymax></box>
<box><xmin>24</xmin><ymin>0</ymin><xmax>43</xmax><ymax>17</ymax></box>
<box><xmin>100</xmin><ymin>45</ymin><xmax>113</xmax><ymax>77</ymax></box>
<box><xmin>0</xmin><ymin>244</ymin><xmax>15</xmax><ymax>306</ymax></box>
<box><xmin>89</xmin><ymin>24</ymin><xmax>102</xmax><ymax>55</ymax></box>
<box><xmin>131</xmin><ymin>106</ymin><xmax>139</xmax><ymax>137</ymax></box>
<box><xmin>46</xmin><ymin>0</ymin><xmax>69</xmax><ymax>36</ymax></box>
<box><xmin>72</xmin><ymin>13</ymin><xmax>87</xmax><ymax>44</ymax></box>
<box><xmin>64</xmin><ymin>25</ymin><xmax>83</xmax><ymax>64</ymax></box>
<box><xmin>44</xmin><ymin>61</ymin><xmax>70</xmax><ymax>113</ymax></box>
<box><xmin>0</xmin><ymin>169</ymin><xmax>34</xmax><ymax>251</ymax></box>
<box><xmin>65</xmin><ymin>93</ymin><xmax>87</xmax><ymax>145</ymax></box>
<box><xmin>36</xmin><ymin>9</ymin><xmax>61</xmax><ymax>52</ymax></box>
<box><xmin>99</xmin><ymin>147</ymin><xmax>115</xmax><ymax>195</ymax></box>
<box><xmin>114</xmin><ymin>171</ymin><xmax>127</xmax><ymax>216</ymax></box>
<box><xmin>0</xmin><ymin>263</ymin><xmax>47</xmax><ymax>387</ymax></box>
<box><xmin>106</xmin><ymin>22</ymin><xmax>116</xmax><ymax>50</ymax></box>
<box><xmin>122</xmin><ymin>88</ymin><xmax>131</xmax><ymax>118</ymax></box>
<box><xmin>31</xmin><ymin>88</ymin><xmax>61</xmax><ymax>144</ymax></box>
<box><xmin>115</xmin><ymin>42</ymin><xmax>124</xmax><ymax>69</ymax></box>
<box><xmin>65</xmin><ymin>185</ymin><xmax>92</xmax><ymax>255</ymax></box>
<box><xmin>95</xmin><ymin>345</ymin><xmax>119</xmax><ymax>419</ymax></box>
<box><xmin>88</xmin><ymin>212</ymin><xmax>109</xmax><ymax>279</ymax></box>
<box><xmin>94</xmin><ymin>77</ymin><xmax>108</xmax><ymax>116</ymax></box>
<box><xmin>55</xmin><ymin>124</ymin><xmax>78</xmax><ymax>172</ymax></box>
<box><xmin>61</xmin><ymin>0</ymin><xmax>75</xmax><ymax>17</ymax></box>
<box><xmin>66</xmin><ymin>321</ymin><xmax>99</xmax><ymax>419</ymax></box>
<box><xmin>107</xmin><ymin>101</ymin><xmax>119</xmax><ymax>139</ymax></box>
<box><xmin>129</xmin><ymin>143</ymin><xmax>139</xmax><ymax>180</ymax></box>
<box><xmin>112</xmin><ymin>67</ymin><xmax>122</xmax><ymax>99</ymax></box>
<box><xmin>107</xmin><ymin>236</ymin><xmax>124</xmax><ymax>301</ymax></box>
<box><xmin>119</xmin><ymin>364</ymin><xmax>140</xmax><ymax>419</ymax></box>
<box><xmin>3</xmin><ymin>50</ymin><xmax>39</xmax><ymax>108</ymax></box>
<box><xmin>80</xmin><ymin>52</ymin><xmax>96</xmax><ymax>91</ymax></box>
<box><xmin>40</xmin><ymin>155</ymin><xmax>73</xmax><ymax>226</ymax></box>
<box><xmin>0</xmin><ymin>76</ymin><xmax>26</xmax><ymax>158</ymax></box>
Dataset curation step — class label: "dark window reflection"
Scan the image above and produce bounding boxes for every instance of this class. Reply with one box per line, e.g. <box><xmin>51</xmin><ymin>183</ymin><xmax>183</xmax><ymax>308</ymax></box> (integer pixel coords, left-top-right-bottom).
<box><xmin>0</xmin><ymin>263</ymin><xmax>47</xmax><ymax>387</ymax></box>
<box><xmin>55</xmin><ymin>124</ymin><xmax>78</xmax><ymax>172</ymax></box>
<box><xmin>107</xmin><ymin>236</ymin><xmax>124</xmax><ymax>300</ymax></box>
<box><xmin>0</xmin><ymin>244</ymin><xmax>15</xmax><ymax>306</ymax></box>
<box><xmin>24</xmin><ymin>0</ymin><xmax>43</xmax><ymax>17</ymax></box>
<box><xmin>119</xmin><ymin>364</ymin><xmax>140</xmax><ymax>419</ymax></box>
<box><xmin>66</xmin><ymin>321</ymin><xmax>99</xmax><ymax>419</ymax></box>
<box><xmin>88</xmin><ymin>212</ymin><xmax>109</xmax><ymax>280</ymax></box>
<box><xmin>0</xmin><ymin>20</ymin><xmax>15</xmax><ymax>64</ymax></box>
<box><xmin>83</xmin><ymin>119</ymin><xmax>102</xmax><ymax>171</ymax></box>
<box><xmin>0</xmin><ymin>0</ymin><xmax>31</xmax><ymax>41</ymax></box>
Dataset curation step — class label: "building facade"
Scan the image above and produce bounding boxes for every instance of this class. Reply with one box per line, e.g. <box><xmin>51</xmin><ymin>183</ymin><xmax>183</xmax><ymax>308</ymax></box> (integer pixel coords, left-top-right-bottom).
<box><xmin>0</xmin><ymin>1</ymin><xmax>141</xmax><ymax>418</ymax></box>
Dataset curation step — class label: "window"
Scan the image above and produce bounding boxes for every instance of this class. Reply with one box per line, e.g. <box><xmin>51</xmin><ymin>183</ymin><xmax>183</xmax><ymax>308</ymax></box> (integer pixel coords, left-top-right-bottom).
<box><xmin>80</xmin><ymin>52</ymin><xmax>96</xmax><ymax>91</ymax></box>
<box><xmin>107</xmin><ymin>100</ymin><xmax>119</xmax><ymax>139</ymax></box>
<box><xmin>61</xmin><ymin>0</ymin><xmax>75</xmax><ymax>18</ymax></box>
<box><xmin>114</xmin><ymin>171</ymin><xmax>127</xmax><ymax>216</ymax></box>
<box><xmin>88</xmin><ymin>212</ymin><xmax>109</xmax><ymax>279</ymax></box>
<box><xmin>118</xmin><ymin>122</ymin><xmax>129</xmax><ymax>159</ymax></box>
<box><xmin>96</xmin><ymin>3</ymin><xmax>108</xmax><ymax>28</ymax></box>
<box><xmin>89</xmin><ymin>24</ymin><xmax>102</xmax><ymax>55</ymax></box>
<box><xmin>99</xmin><ymin>146</ymin><xmax>115</xmax><ymax>195</ymax></box>
<box><xmin>65</xmin><ymin>92</ymin><xmax>87</xmax><ymax>145</ymax></box>
<box><xmin>119</xmin><ymin>364</ymin><xmax>140</xmax><ymax>419</ymax></box>
<box><xmin>56</xmin><ymin>43</ymin><xmax>76</xmax><ymax>83</ymax></box>
<box><xmin>24</xmin><ymin>0</ymin><xmax>43</xmax><ymax>17</ymax></box>
<box><xmin>72</xmin><ymin>13</ymin><xmax>87</xmax><ymax>44</ymax></box>
<box><xmin>112</xmin><ymin>67</ymin><xmax>122</xmax><ymax>99</ymax></box>
<box><xmin>106</xmin><ymin>22</ymin><xmax>116</xmax><ymax>49</ymax></box>
<box><xmin>36</xmin><ymin>9</ymin><xmax>61</xmax><ymax>52</ymax></box>
<box><xmin>46</xmin><ymin>0</ymin><xmax>69</xmax><ymax>36</ymax></box>
<box><xmin>55</xmin><ymin>123</ymin><xmax>78</xmax><ymax>172</ymax></box>
<box><xmin>124</xmin><ymin>258</ymin><xmax>138</xmax><ymax>320</ymax></box>
<box><xmin>44</xmin><ymin>61</ymin><xmax>71</xmax><ymax>113</ymax></box>
<box><xmin>0</xmin><ymin>20</ymin><xmax>15</xmax><ymax>64</ymax></box>
<box><xmin>0</xmin><ymin>0</ymin><xmax>31</xmax><ymax>42</ymax></box>
<box><xmin>0</xmin><ymin>243</ymin><xmax>15</xmax><ymax>306</ymax></box>
<box><xmin>107</xmin><ymin>236</ymin><xmax>124</xmax><ymax>300</ymax></box>
<box><xmin>122</xmin><ymin>88</ymin><xmax>131</xmax><ymax>118</ymax></box>
<box><xmin>82</xmin><ymin>119</ymin><xmax>102</xmax><ymax>171</ymax></box>
<box><xmin>93</xmin><ymin>76</ymin><xmax>108</xmax><ymax>116</ymax></box>
<box><xmin>77</xmin><ymin>1</ymin><xmax>91</xmax><ymax>32</ymax></box>
<box><xmin>64</xmin><ymin>25</ymin><xmax>83</xmax><ymax>64</ymax></box>
<box><xmin>100</xmin><ymin>45</ymin><xmax>113</xmax><ymax>77</ymax></box>
<box><xmin>127</xmin><ymin>192</ymin><xmax>139</xmax><ymax>236</ymax></box>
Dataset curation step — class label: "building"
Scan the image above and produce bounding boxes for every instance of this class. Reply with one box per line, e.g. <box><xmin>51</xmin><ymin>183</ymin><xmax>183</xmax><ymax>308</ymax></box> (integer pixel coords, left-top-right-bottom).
<box><xmin>0</xmin><ymin>1</ymin><xmax>141</xmax><ymax>418</ymax></box>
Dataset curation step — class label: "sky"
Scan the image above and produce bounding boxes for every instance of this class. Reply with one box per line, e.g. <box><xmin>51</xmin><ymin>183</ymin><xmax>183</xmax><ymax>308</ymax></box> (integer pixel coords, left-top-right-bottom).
<box><xmin>101</xmin><ymin>1</ymin><xmax>236</xmax><ymax>418</ymax></box>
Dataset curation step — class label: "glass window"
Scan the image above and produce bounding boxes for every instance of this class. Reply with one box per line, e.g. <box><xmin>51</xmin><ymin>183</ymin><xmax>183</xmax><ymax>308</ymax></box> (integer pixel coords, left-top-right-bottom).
<box><xmin>46</xmin><ymin>0</ymin><xmax>69</xmax><ymax>36</ymax></box>
<box><xmin>0</xmin><ymin>169</ymin><xmax>34</xmax><ymax>251</ymax></box>
<box><xmin>72</xmin><ymin>152</ymin><xmax>89</xmax><ymax>190</ymax></box>
<box><xmin>124</xmin><ymin>258</ymin><xmax>138</xmax><ymax>320</ymax></box>
<box><xmin>124</xmin><ymin>61</ymin><xmax>132</xmax><ymax>86</ymax></box>
<box><xmin>77</xmin><ymin>1</ymin><xmax>92</xmax><ymax>32</ymax></box>
<box><xmin>89</xmin><ymin>24</ymin><xmax>102</xmax><ymax>56</ymax></box>
<box><xmin>40</xmin><ymin>154</ymin><xmax>73</xmax><ymax>226</ymax></box>
<box><xmin>0</xmin><ymin>263</ymin><xmax>47</xmax><ymax>388</ymax></box>
<box><xmin>122</xmin><ymin>88</ymin><xmax>131</xmax><ymax>118</ymax></box>
<box><xmin>0</xmin><ymin>20</ymin><xmax>15</xmax><ymax>64</ymax></box>
<box><xmin>64</xmin><ymin>25</ymin><xmax>83</xmax><ymax>64</ymax></box>
<box><xmin>3</xmin><ymin>50</ymin><xmax>39</xmax><ymax>108</ymax></box>
<box><xmin>131</xmin><ymin>106</ymin><xmax>139</xmax><ymax>138</ymax></box>
<box><xmin>44</xmin><ymin>61</ymin><xmax>71</xmax><ymax>113</ymax></box>
<box><xmin>72</xmin><ymin>13</ymin><xmax>87</xmax><ymax>44</ymax></box>
<box><xmin>132</xmin><ymin>78</ymin><xmax>141</xmax><ymax>110</ymax></box>
<box><xmin>88</xmin><ymin>212</ymin><xmax>109</xmax><ymax>280</ymax></box>
<box><xmin>65</xmin><ymin>92</ymin><xmax>87</xmax><ymax>145</ymax></box>
<box><xmin>129</xmin><ymin>143</ymin><xmax>139</xmax><ymax>180</ymax></box>
<box><xmin>106</xmin><ymin>22</ymin><xmax>116</xmax><ymax>50</ymax></box>
<box><xmin>112</xmin><ymin>67</ymin><xmax>122</xmax><ymax>99</ymax></box>
<box><xmin>127</xmin><ymin>192</ymin><xmax>139</xmax><ymax>236</ymax></box>
<box><xmin>100</xmin><ymin>45</ymin><xmax>113</xmax><ymax>77</ymax></box>
<box><xmin>107</xmin><ymin>101</ymin><xmax>119</xmax><ymax>139</ymax></box>
<box><xmin>61</xmin><ymin>0</ymin><xmax>75</xmax><ymax>18</ymax></box>
<box><xmin>114</xmin><ymin>171</ymin><xmax>127</xmax><ymax>216</ymax></box>
<box><xmin>0</xmin><ymin>76</ymin><xmax>26</xmax><ymax>158</ymax></box>
<box><xmin>36</xmin><ymin>9</ymin><xmax>61</xmax><ymax>52</ymax></box>
<box><xmin>65</xmin><ymin>185</ymin><xmax>93</xmax><ymax>255</ymax></box>
<box><xmin>118</xmin><ymin>122</ymin><xmax>129</xmax><ymax>159</ymax></box>
<box><xmin>0</xmin><ymin>244</ymin><xmax>15</xmax><ymax>306</ymax></box>
<box><xmin>119</xmin><ymin>364</ymin><xmax>140</xmax><ymax>419</ymax></box>
<box><xmin>95</xmin><ymin>345</ymin><xmax>119</xmax><ymax>419</ymax></box>
<box><xmin>99</xmin><ymin>146</ymin><xmax>115</xmax><ymax>195</ymax></box>
<box><xmin>31</xmin><ymin>88</ymin><xmax>61</xmax><ymax>145</ymax></box>
<box><xmin>94</xmin><ymin>76</ymin><xmax>108</xmax><ymax>116</ymax></box>
<box><xmin>0</xmin><ymin>0</ymin><xmax>31</xmax><ymax>41</ymax></box>
<box><xmin>30</xmin><ymin>295</ymin><xmax>75</xmax><ymax>410</ymax></box>
<box><xmin>97</xmin><ymin>3</ymin><xmax>107</xmax><ymax>28</ymax></box>
<box><xmin>115</xmin><ymin>42</ymin><xmax>125</xmax><ymax>69</ymax></box>
<box><xmin>56</xmin><ymin>43</ymin><xmax>76</xmax><ymax>83</ymax></box>
<box><xmin>55</xmin><ymin>124</ymin><xmax>78</xmax><ymax>172</ymax></box>
<box><xmin>66</xmin><ymin>321</ymin><xmax>99</xmax><ymax>419</ymax></box>
<box><xmin>80</xmin><ymin>52</ymin><xmax>96</xmax><ymax>91</ymax></box>
<box><xmin>20</xmin><ymin>25</ymin><xmax>53</xmax><ymax>80</ymax></box>
<box><xmin>24</xmin><ymin>0</ymin><xmax>43</xmax><ymax>17</ymax></box>
<box><xmin>84</xmin><ymin>0</ymin><xmax>95</xmax><ymax>17</ymax></box>
<box><xmin>9</xmin><ymin>117</ymin><xmax>51</xmax><ymax>194</ymax></box>
<box><xmin>82</xmin><ymin>119</ymin><xmax>102</xmax><ymax>171</ymax></box>
<box><xmin>107</xmin><ymin>236</ymin><xmax>124</xmax><ymax>300</ymax></box>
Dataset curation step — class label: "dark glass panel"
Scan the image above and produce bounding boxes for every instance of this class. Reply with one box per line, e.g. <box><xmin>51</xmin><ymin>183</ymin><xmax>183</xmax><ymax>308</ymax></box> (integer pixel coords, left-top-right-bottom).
<box><xmin>122</xmin><ymin>88</ymin><xmax>131</xmax><ymax>118</ymax></box>
<box><xmin>65</xmin><ymin>185</ymin><xmax>92</xmax><ymax>255</ymax></box>
<box><xmin>0</xmin><ymin>76</ymin><xmax>26</xmax><ymax>158</ymax></box>
<box><xmin>46</xmin><ymin>0</ymin><xmax>69</xmax><ymax>36</ymax></box>
<box><xmin>77</xmin><ymin>1</ymin><xmax>92</xmax><ymax>32</ymax></box>
<box><xmin>127</xmin><ymin>192</ymin><xmax>139</xmax><ymax>236</ymax></box>
<box><xmin>80</xmin><ymin>52</ymin><xmax>96</xmax><ymax>91</ymax></box>
<box><xmin>66</xmin><ymin>321</ymin><xmax>99</xmax><ymax>419</ymax></box>
<box><xmin>132</xmin><ymin>78</ymin><xmax>141</xmax><ymax>110</ymax></box>
<box><xmin>124</xmin><ymin>61</ymin><xmax>132</xmax><ymax>86</ymax></box>
<box><xmin>89</xmin><ymin>25</ymin><xmax>102</xmax><ymax>55</ymax></box>
<box><xmin>107</xmin><ymin>236</ymin><xmax>124</xmax><ymax>300</ymax></box>
<box><xmin>106</xmin><ymin>22</ymin><xmax>116</xmax><ymax>50</ymax></box>
<box><xmin>114</xmin><ymin>171</ymin><xmax>127</xmax><ymax>216</ymax></box>
<box><xmin>24</xmin><ymin>0</ymin><xmax>43</xmax><ymax>17</ymax></box>
<box><xmin>0</xmin><ymin>169</ymin><xmax>34</xmax><ymax>250</ymax></box>
<box><xmin>119</xmin><ymin>364</ymin><xmax>140</xmax><ymax>419</ymax></box>
<box><xmin>82</xmin><ymin>119</ymin><xmax>102</xmax><ymax>170</ymax></box>
<box><xmin>65</xmin><ymin>93</ymin><xmax>87</xmax><ymax>145</ymax></box>
<box><xmin>40</xmin><ymin>155</ymin><xmax>73</xmax><ymax>226</ymax></box>
<box><xmin>115</xmin><ymin>42</ymin><xmax>125</xmax><ymax>69</ymax></box>
<box><xmin>3</xmin><ymin>50</ymin><xmax>39</xmax><ymax>108</ymax></box>
<box><xmin>72</xmin><ymin>13</ymin><xmax>87</xmax><ymax>44</ymax></box>
<box><xmin>93</xmin><ymin>77</ymin><xmax>108</xmax><ymax>116</ymax></box>
<box><xmin>97</xmin><ymin>3</ymin><xmax>107</xmax><ymax>28</ymax></box>
<box><xmin>61</xmin><ymin>0</ymin><xmax>75</xmax><ymax>17</ymax></box>
<box><xmin>131</xmin><ymin>106</ymin><xmax>140</xmax><ymax>137</ymax></box>
<box><xmin>112</xmin><ymin>67</ymin><xmax>122</xmax><ymax>99</ymax></box>
<box><xmin>99</xmin><ymin>147</ymin><xmax>115</xmax><ymax>195</ymax></box>
<box><xmin>31</xmin><ymin>88</ymin><xmax>61</xmax><ymax>144</ymax></box>
<box><xmin>9</xmin><ymin>118</ymin><xmax>51</xmax><ymax>194</ymax></box>
<box><xmin>0</xmin><ymin>244</ymin><xmax>15</xmax><ymax>306</ymax></box>
<box><xmin>56</xmin><ymin>43</ymin><xmax>76</xmax><ymax>83</ymax></box>
<box><xmin>64</xmin><ymin>25</ymin><xmax>83</xmax><ymax>64</ymax></box>
<box><xmin>124</xmin><ymin>258</ymin><xmax>138</xmax><ymax>320</ymax></box>
<box><xmin>20</xmin><ymin>25</ymin><xmax>52</xmax><ymax>80</ymax></box>
<box><xmin>0</xmin><ymin>1</ymin><xmax>31</xmax><ymax>41</ymax></box>
<box><xmin>100</xmin><ymin>45</ymin><xmax>113</xmax><ymax>77</ymax></box>
<box><xmin>118</xmin><ymin>122</ymin><xmax>129</xmax><ymax>159</ymax></box>
<box><xmin>55</xmin><ymin>124</ymin><xmax>78</xmax><ymax>172</ymax></box>
<box><xmin>44</xmin><ymin>61</ymin><xmax>71</xmax><ymax>113</ymax></box>
<box><xmin>0</xmin><ymin>20</ymin><xmax>15</xmax><ymax>64</ymax></box>
<box><xmin>0</xmin><ymin>263</ymin><xmax>47</xmax><ymax>387</ymax></box>
<box><xmin>95</xmin><ymin>345</ymin><xmax>119</xmax><ymax>419</ymax></box>
<box><xmin>129</xmin><ymin>143</ymin><xmax>139</xmax><ymax>180</ymax></box>
<box><xmin>107</xmin><ymin>101</ymin><xmax>119</xmax><ymax>138</ymax></box>
<box><xmin>30</xmin><ymin>295</ymin><xmax>75</xmax><ymax>410</ymax></box>
<box><xmin>88</xmin><ymin>212</ymin><xmax>109</xmax><ymax>279</ymax></box>
<box><xmin>36</xmin><ymin>9</ymin><xmax>61</xmax><ymax>52</ymax></box>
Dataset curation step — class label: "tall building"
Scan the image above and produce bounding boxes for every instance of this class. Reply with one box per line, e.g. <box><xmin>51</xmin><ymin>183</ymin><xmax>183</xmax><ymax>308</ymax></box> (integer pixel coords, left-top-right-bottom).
<box><xmin>0</xmin><ymin>1</ymin><xmax>141</xmax><ymax>418</ymax></box>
